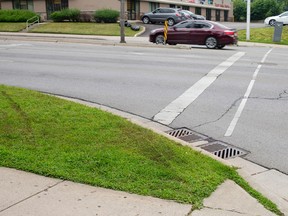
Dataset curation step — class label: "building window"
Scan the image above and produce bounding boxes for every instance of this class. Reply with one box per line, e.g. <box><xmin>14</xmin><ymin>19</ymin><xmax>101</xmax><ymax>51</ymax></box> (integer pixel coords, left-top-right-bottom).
<box><xmin>182</xmin><ymin>6</ymin><xmax>190</xmax><ymax>10</ymax></box>
<box><xmin>13</xmin><ymin>0</ymin><xmax>34</xmax><ymax>10</ymax></box>
<box><xmin>169</xmin><ymin>4</ymin><xmax>176</xmax><ymax>8</ymax></box>
<box><xmin>208</xmin><ymin>0</ymin><xmax>213</xmax><ymax>4</ymax></box>
<box><xmin>149</xmin><ymin>2</ymin><xmax>159</xmax><ymax>11</ymax></box>
<box><xmin>195</xmin><ymin>7</ymin><xmax>201</xmax><ymax>15</ymax></box>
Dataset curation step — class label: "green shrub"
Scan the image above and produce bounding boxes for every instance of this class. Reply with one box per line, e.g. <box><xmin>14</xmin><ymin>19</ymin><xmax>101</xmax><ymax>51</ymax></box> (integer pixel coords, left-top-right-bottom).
<box><xmin>50</xmin><ymin>8</ymin><xmax>80</xmax><ymax>22</ymax></box>
<box><xmin>0</xmin><ymin>10</ymin><xmax>39</xmax><ymax>22</ymax></box>
<box><xmin>94</xmin><ymin>9</ymin><xmax>120</xmax><ymax>23</ymax></box>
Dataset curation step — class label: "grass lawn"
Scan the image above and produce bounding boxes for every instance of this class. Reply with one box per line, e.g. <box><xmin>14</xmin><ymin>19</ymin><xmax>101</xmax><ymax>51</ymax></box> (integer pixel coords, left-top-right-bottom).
<box><xmin>30</xmin><ymin>22</ymin><xmax>142</xmax><ymax>36</ymax></box>
<box><xmin>0</xmin><ymin>22</ymin><xmax>26</xmax><ymax>32</ymax></box>
<box><xmin>0</xmin><ymin>85</ymin><xmax>282</xmax><ymax>215</ymax></box>
<box><xmin>238</xmin><ymin>26</ymin><xmax>288</xmax><ymax>45</ymax></box>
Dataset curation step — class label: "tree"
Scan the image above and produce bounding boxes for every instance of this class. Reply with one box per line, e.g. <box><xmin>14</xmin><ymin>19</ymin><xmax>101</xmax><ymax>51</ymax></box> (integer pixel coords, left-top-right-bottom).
<box><xmin>251</xmin><ymin>0</ymin><xmax>281</xmax><ymax>20</ymax></box>
<box><xmin>233</xmin><ymin>0</ymin><xmax>247</xmax><ymax>21</ymax></box>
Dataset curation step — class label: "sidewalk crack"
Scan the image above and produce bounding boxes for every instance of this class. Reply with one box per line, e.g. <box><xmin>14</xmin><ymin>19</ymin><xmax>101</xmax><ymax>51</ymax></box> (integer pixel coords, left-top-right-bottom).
<box><xmin>0</xmin><ymin>180</ymin><xmax>65</xmax><ymax>213</ymax></box>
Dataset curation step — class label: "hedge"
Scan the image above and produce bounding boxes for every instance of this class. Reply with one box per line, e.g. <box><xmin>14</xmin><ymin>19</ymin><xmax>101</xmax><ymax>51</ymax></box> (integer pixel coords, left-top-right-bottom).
<box><xmin>94</xmin><ymin>9</ymin><xmax>120</xmax><ymax>23</ymax></box>
<box><xmin>50</xmin><ymin>8</ymin><xmax>80</xmax><ymax>22</ymax></box>
<box><xmin>0</xmin><ymin>10</ymin><xmax>39</xmax><ymax>22</ymax></box>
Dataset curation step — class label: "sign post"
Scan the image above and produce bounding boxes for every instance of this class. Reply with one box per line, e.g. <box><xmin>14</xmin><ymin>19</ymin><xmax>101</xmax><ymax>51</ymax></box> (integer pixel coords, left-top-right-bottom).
<box><xmin>246</xmin><ymin>0</ymin><xmax>251</xmax><ymax>41</ymax></box>
<box><xmin>164</xmin><ymin>21</ymin><xmax>168</xmax><ymax>44</ymax></box>
<box><xmin>120</xmin><ymin>0</ymin><xmax>126</xmax><ymax>43</ymax></box>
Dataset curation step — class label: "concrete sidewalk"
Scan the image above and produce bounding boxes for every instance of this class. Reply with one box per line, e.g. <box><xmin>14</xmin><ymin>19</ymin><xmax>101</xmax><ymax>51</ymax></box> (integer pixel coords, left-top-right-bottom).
<box><xmin>0</xmin><ymin>33</ymin><xmax>288</xmax><ymax>215</ymax></box>
<box><xmin>1</xmin><ymin>97</ymin><xmax>288</xmax><ymax>216</ymax></box>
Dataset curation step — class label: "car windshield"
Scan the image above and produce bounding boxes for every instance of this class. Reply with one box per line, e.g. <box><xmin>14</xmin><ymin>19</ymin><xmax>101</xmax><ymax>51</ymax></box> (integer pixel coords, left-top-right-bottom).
<box><xmin>280</xmin><ymin>11</ymin><xmax>288</xmax><ymax>17</ymax></box>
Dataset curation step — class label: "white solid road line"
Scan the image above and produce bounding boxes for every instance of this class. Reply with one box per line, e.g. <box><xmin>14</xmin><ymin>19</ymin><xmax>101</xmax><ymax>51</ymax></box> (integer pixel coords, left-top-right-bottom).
<box><xmin>153</xmin><ymin>52</ymin><xmax>245</xmax><ymax>125</ymax></box>
<box><xmin>225</xmin><ymin>48</ymin><xmax>273</xmax><ymax>137</ymax></box>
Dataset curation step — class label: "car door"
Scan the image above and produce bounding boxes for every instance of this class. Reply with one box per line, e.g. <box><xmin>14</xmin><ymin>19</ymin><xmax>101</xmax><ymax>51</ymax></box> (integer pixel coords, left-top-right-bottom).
<box><xmin>279</xmin><ymin>12</ymin><xmax>288</xmax><ymax>24</ymax></box>
<box><xmin>150</xmin><ymin>8</ymin><xmax>161</xmax><ymax>23</ymax></box>
<box><xmin>168</xmin><ymin>21</ymin><xmax>192</xmax><ymax>44</ymax></box>
<box><xmin>188</xmin><ymin>21</ymin><xmax>212</xmax><ymax>44</ymax></box>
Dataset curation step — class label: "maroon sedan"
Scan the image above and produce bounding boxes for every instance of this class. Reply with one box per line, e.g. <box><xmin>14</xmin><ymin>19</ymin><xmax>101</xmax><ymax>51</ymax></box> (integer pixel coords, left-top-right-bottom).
<box><xmin>149</xmin><ymin>20</ymin><xmax>238</xmax><ymax>49</ymax></box>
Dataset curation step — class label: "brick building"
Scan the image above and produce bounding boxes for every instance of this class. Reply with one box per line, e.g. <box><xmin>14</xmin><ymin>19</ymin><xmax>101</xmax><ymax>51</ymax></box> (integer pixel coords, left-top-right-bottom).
<box><xmin>0</xmin><ymin>0</ymin><xmax>233</xmax><ymax>21</ymax></box>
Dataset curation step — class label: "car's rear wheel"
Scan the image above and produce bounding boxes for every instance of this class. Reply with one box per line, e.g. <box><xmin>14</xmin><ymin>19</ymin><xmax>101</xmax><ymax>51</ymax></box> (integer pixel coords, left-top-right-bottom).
<box><xmin>142</xmin><ymin>16</ymin><xmax>150</xmax><ymax>24</ymax></box>
<box><xmin>155</xmin><ymin>34</ymin><xmax>165</xmax><ymax>44</ymax></box>
<box><xmin>167</xmin><ymin>18</ymin><xmax>175</xmax><ymax>26</ymax></box>
<box><xmin>269</xmin><ymin>19</ymin><xmax>276</xmax><ymax>26</ymax></box>
<box><xmin>205</xmin><ymin>37</ymin><xmax>217</xmax><ymax>49</ymax></box>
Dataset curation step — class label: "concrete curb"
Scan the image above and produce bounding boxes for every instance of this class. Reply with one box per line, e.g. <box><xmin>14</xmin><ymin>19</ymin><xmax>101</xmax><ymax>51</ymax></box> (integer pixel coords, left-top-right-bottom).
<box><xmin>54</xmin><ymin>95</ymin><xmax>288</xmax><ymax>215</ymax></box>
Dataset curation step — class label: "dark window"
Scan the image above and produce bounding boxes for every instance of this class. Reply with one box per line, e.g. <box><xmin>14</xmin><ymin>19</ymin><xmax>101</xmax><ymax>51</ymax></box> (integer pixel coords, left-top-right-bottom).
<box><xmin>13</xmin><ymin>0</ymin><xmax>33</xmax><ymax>10</ymax></box>
<box><xmin>195</xmin><ymin>7</ymin><xmax>201</xmax><ymax>15</ymax></box>
<box><xmin>149</xmin><ymin>3</ymin><xmax>159</xmax><ymax>11</ymax></box>
<box><xmin>224</xmin><ymin>10</ymin><xmax>228</xmax><ymax>21</ymax></box>
<box><xmin>175</xmin><ymin>21</ymin><xmax>193</xmax><ymax>28</ymax></box>
<box><xmin>169</xmin><ymin>4</ymin><xmax>176</xmax><ymax>8</ymax></box>
<box><xmin>194</xmin><ymin>22</ymin><xmax>211</xmax><ymax>28</ymax></box>
<box><xmin>206</xmin><ymin>8</ymin><xmax>211</xmax><ymax>20</ymax></box>
<box><xmin>182</xmin><ymin>6</ymin><xmax>189</xmax><ymax>10</ymax></box>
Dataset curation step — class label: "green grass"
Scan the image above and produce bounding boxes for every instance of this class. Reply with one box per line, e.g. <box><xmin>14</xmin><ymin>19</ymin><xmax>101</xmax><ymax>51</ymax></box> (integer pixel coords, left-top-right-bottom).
<box><xmin>0</xmin><ymin>85</ymin><xmax>283</xmax><ymax>215</ymax></box>
<box><xmin>0</xmin><ymin>22</ymin><xmax>26</xmax><ymax>32</ymax></box>
<box><xmin>238</xmin><ymin>26</ymin><xmax>288</xmax><ymax>45</ymax></box>
<box><xmin>30</xmin><ymin>22</ymin><xmax>141</xmax><ymax>36</ymax></box>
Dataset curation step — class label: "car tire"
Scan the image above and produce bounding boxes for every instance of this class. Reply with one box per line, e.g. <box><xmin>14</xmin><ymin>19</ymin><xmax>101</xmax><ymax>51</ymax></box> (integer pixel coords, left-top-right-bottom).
<box><xmin>142</xmin><ymin>16</ymin><xmax>150</xmax><ymax>24</ymax></box>
<box><xmin>217</xmin><ymin>45</ymin><xmax>225</xmax><ymax>49</ymax></box>
<box><xmin>167</xmin><ymin>18</ymin><xmax>175</xmax><ymax>26</ymax></box>
<box><xmin>269</xmin><ymin>19</ymin><xmax>276</xmax><ymax>26</ymax></box>
<box><xmin>155</xmin><ymin>34</ymin><xmax>165</xmax><ymax>44</ymax></box>
<box><xmin>205</xmin><ymin>37</ymin><xmax>217</xmax><ymax>49</ymax></box>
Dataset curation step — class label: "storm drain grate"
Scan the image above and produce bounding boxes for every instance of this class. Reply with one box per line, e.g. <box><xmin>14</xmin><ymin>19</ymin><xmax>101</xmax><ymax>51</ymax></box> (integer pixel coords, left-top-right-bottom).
<box><xmin>200</xmin><ymin>141</ymin><xmax>248</xmax><ymax>159</ymax></box>
<box><xmin>167</xmin><ymin>128</ymin><xmax>208</xmax><ymax>142</ymax></box>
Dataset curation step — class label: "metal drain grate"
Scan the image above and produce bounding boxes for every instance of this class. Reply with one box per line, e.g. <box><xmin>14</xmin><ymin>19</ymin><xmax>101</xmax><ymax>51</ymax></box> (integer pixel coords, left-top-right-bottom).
<box><xmin>168</xmin><ymin>128</ymin><xmax>193</xmax><ymax>137</ymax></box>
<box><xmin>200</xmin><ymin>141</ymin><xmax>247</xmax><ymax>159</ymax></box>
<box><xmin>167</xmin><ymin>128</ymin><xmax>207</xmax><ymax>142</ymax></box>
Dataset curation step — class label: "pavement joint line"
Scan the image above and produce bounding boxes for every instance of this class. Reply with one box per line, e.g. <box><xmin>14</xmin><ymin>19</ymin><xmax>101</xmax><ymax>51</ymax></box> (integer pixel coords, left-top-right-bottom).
<box><xmin>0</xmin><ymin>180</ymin><xmax>65</xmax><ymax>213</ymax></box>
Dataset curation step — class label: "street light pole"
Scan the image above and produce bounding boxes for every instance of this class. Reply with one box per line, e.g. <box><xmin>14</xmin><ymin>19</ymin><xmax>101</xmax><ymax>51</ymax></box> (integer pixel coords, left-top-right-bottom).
<box><xmin>120</xmin><ymin>0</ymin><xmax>126</xmax><ymax>43</ymax></box>
<box><xmin>246</xmin><ymin>0</ymin><xmax>251</xmax><ymax>41</ymax></box>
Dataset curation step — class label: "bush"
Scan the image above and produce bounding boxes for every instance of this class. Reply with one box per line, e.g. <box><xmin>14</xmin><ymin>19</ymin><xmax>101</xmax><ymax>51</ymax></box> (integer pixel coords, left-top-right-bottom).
<box><xmin>251</xmin><ymin>0</ymin><xmax>281</xmax><ymax>20</ymax></box>
<box><xmin>0</xmin><ymin>10</ymin><xmax>39</xmax><ymax>22</ymax></box>
<box><xmin>50</xmin><ymin>8</ymin><xmax>80</xmax><ymax>22</ymax></box>
<box><xmin>233</xmin><ymin>0</ymin><xmax>246</xmax><ymax>22</ymax></box>
<box><xmin>94</xmin><ymin>9</ymin><xmax>120</xmax><ymax>23</ymax></box>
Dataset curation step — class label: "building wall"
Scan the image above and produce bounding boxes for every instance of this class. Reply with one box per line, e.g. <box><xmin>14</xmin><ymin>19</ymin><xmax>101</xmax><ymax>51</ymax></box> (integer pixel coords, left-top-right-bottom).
<box><xmin>69</xmin><ymin>0</ymin><xmax>119</xmax><ymax>11</ymax></box>
<box><xmin>33</xmin><ymin>1</ymin><xmax>47</xmax><ymax>20</ymax></box>
<box><xmin>0</xmin><ymin>0</ymin><xmax>233</xmax><ymax>22</ymax></box>
<box><xmin>1</xmin><ymin>1</ymin><xmax>13</xmax><ymax>9</ymax></box>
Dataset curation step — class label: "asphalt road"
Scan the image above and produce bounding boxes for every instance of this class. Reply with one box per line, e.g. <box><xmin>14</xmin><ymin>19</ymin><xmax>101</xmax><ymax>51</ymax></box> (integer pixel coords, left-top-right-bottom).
<box><xmin>0</xmin><ymin>39</ymin><xmax>287</xmax><ymax>175</ymax></box>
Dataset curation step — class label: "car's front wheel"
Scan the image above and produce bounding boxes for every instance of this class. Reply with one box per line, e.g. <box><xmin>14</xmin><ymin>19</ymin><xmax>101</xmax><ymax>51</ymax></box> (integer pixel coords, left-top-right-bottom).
<box><xmin>142</xmin><ymin>16</ymin><xmax>150</xmax><ymax>24</ymax></box>
<box><xmin>205</xmin><ymin>37</ymin><xmax>217</xmax><ymax>49</ymax></box>
<box><xmin>155</xmin><ymin>34</ymin><xmax>165</xmax><ymax>44</ymax></box>
<box><xmin>269</xmin><ymin>19</ymin><xmax>276</xmax><ymax>26</ymax></box>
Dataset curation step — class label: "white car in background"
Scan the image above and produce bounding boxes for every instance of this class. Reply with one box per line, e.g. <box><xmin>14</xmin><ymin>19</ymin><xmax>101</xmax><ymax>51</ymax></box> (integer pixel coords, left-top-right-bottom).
<box><xmin>264</xmin><ymin>11</ymin><xmax>288</xmax><ymax>26</ymax></box>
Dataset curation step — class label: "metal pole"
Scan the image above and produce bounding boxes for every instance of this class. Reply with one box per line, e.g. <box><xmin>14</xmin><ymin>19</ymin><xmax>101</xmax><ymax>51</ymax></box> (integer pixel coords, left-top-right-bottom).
<box><xmin>246</xmin><ymin>0</ymin><xmax>251</xmax><ymax>41</ymax></box>
<box><xmin>120</xmin><ymin>0</ymin><xmax>126</xmax><ymax>43</ymax></box>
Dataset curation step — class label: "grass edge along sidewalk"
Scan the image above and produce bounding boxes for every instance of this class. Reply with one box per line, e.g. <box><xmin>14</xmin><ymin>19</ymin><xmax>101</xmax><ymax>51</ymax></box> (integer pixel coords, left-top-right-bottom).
<box><xmin>0</xmin><ymin>85</ymin><xmax>283</xmax><ymax>215</ymax></box>
<box><xmin>0</xmin><ymin>22</ymin><xmax>142</xmax><ymax>37</ymax></box>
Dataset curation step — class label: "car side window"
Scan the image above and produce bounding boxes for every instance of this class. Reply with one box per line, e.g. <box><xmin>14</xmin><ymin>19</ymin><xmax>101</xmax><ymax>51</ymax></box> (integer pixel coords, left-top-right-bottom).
<box><xmin>194</xmin><ymin>23</ymin><xmax>204</xmax><ymax>28</ymax></box>
<box><xmin>193</xmin><ymin>22</ymin><xmax>211</xmax><ymax>29</ymax></box>
<box><xmin>154</xmin><ymin>9</ymin><xmax>160</xmax><ymax>13</ymax></box>
<box><xmin>175</xmin><ymin>22</ymin><xmax>194</xmax><ymax>29</ymax></box>
<box><xmin>281</xmin><ymin>12</ymin><xmax>288</xmax><ymax>17</ymax></box>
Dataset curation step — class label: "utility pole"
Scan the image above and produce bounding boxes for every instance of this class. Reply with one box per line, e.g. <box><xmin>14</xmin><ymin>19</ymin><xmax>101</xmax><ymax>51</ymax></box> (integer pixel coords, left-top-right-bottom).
<box><xmin>120</xmin><ymin>0</ymin><xmax>126</xmax><ymax>43</ymax></box>
<box><xmin>246</xmin><ymin>0</ymin><xmax>251</xmax><ymax>41</ymax></box>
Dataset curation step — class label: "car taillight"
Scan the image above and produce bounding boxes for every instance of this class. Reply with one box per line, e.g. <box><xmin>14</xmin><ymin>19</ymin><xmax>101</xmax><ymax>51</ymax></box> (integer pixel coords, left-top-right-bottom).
<box><xmin>224</xmin><ymin>30</ymin><xmax>235</xmax><ymax>36</ymax></box>
<box><xmin>176</xmin><ymin>13</ymin><xmax>181</xmax><ymax>17</ymax></box>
